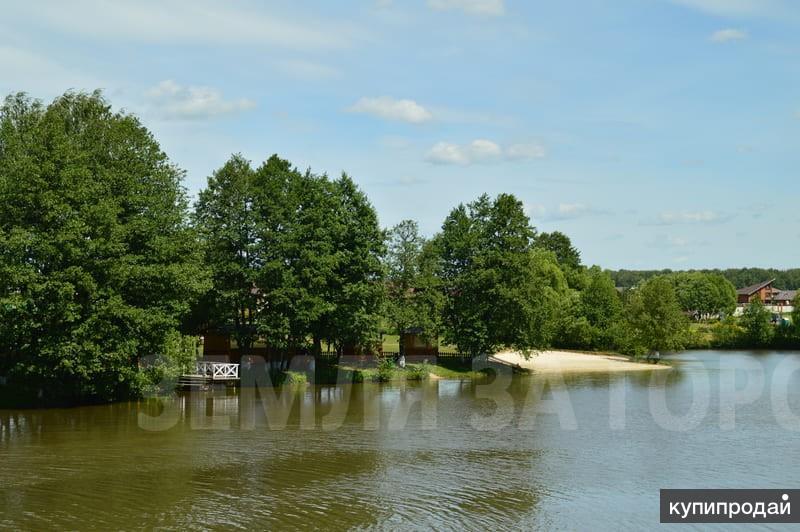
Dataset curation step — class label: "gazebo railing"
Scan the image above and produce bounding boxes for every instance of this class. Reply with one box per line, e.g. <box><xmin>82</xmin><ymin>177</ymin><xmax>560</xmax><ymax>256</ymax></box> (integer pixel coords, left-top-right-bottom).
<box><xmin>195</xmin><ymin>361</ymin><xmax>240</xmax><ymax>380</ymax></box>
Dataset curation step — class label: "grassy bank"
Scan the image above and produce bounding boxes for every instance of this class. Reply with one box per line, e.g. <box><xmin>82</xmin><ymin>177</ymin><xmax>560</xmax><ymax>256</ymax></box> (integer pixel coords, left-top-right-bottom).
<box><xmin>313</xmin><ymin>359</ymin><xmax>489</xmax><ymax>384</ymax></box>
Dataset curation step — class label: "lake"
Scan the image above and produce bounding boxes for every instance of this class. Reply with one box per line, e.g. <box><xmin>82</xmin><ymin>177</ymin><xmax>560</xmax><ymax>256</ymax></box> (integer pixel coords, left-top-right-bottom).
<box><xmin>3</xmin><ymin>350</ymin><xmax>800</xmax><ymax>530</ymax></box>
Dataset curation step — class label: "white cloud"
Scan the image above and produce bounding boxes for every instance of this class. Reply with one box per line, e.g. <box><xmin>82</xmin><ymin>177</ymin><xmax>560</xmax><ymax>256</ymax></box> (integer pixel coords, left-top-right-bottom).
<box><xmin>145</xmin><ymin>80</ymin><xmax>255</xmax><ymax>120</ymax></box>
<box><xmin>669</xmin><ymin>0</ymin><xmax>779</xmax><ymax>18</ymax></box>
<box><xmin>649</xmin><ymin>235</ymin><xmax>695</xmax><ymax>248</ymax></box>
<box><xmin>469</xmin><ymin>139</ymin><xmax>503</xmax><ymax>158</ymax></box>
<box><xmin>526</xmin><ymin>202</ymin><xmax>599</xmax><ymax>222</ymax></box>
<box><xmin>525</xmin><ymin>203</ymin><xmax>547</xmax><ymax>220</ymax></box>
<box><xmin>506</xmin><ymin>142</ymin><xmax>547</xmax><ymax>160</ymax></box>
<box><xmin>348</xmin><ymin>96</ymin><xmax>433</xmax><ymax>123</ymax></box>
<box><xmin>668</xmin><ymin>236</ymin><xmax>690</xmax><ymax>247</ymax></box>
<box><xmin>425</xmin><ymin>139</ymin><xmax>500</xmax><ymax>165</ymax></box>
<box><xmin>426</xmin><ymin>141</ymin><xmax>478</xmax><ymax>165</ymax></box>
<box><xmin>554</xmin><ymin>203</ymin><xmax>589</xmax><ymax>219</ymax></box>
<box><xmin>4</xmin><ymin>0</ymin><xmax>356</xmax><ymax>50</ymax></box>
<box><xmin>427</xmin><ymin>0</ymin><xmax>505</xmax><ymax>16</ymax></box>
<box><xmin>425</xmin><ymin>139</ymin><xmax>546</xmax><ymax>165</ymax></box>
<box><xmin>710</xmin><ymin>28</ymin><xmax>749</xmax><ymax>42</ymax></box>
<box><xmin>347</xmin><ymin>97</ymin><xmax>513</xmax><ymax>127</ymax></box>
<box><xmin>654</xmin><ymin>210</ymin><xmax>730</xmax><ymax>225</ymax></box>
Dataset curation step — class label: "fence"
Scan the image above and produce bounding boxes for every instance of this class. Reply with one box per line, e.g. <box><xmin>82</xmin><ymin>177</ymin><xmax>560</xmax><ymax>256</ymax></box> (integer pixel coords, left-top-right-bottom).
<box><xmin>195</xmin><ymin>361</ymin><xmax>240</xmax><ymax>380</ymax></box>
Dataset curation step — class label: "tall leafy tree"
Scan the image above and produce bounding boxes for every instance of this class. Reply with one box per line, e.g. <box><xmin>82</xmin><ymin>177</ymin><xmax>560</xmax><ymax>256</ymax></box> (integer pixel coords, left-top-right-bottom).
<box><xmin>626</xmin><ymin>277</ymin><xmax>689</xmax><ymax>354</ymax></box>
<box><xmin>250</xmin><ymin>155</ymin><xmax>306</xmax><ymax>352</ymax></box>
<box><xmin>661</xmin><ymin>272</ymin><xmax>736</xmax><ymax>319</ymax></box>
<box><xmin>535</xmin><ymin>231</ymin><xmax>581</xmax><ymax>270</ymax></box>
<box><xmin>793</xmin><ymin>293</ymin><xmax>800</xmax><ymax>329</ymax></box>
<box><xmin>327</xmin><ymin>174</ymin><xmax>386</xmax><ymax>353</ymax></box>
<box><xmin>707</xmin><ymin>273</ymin><xmax>737</xmax><ymax>317</ymax></box>
<box><xmin>193</xmin><ymin>155</ymin><xmax>260</xmax><ymax>355</ymax></box>
<box><xmin>740</xmin><ymin>299</ymin><xmax>774</xmax><ymax>347</ymax></box>
<box><xmin>385</xmin><ymin>220</ymin><xmax>444</xmax><ymax>357</ymax></box>
<box><xmin>580</xmin><ymin>267</ymin><xmax>623</xmax><ymax>329</ymax></box>
<box><xmin>438</xmin><ymin>194</ymin><xmax>566</xmax><ymax>356</ymax></box>
<box><xmin>0</xmin><ymin>91</ymin><xmax>208</xmax><ymax>403</ymax></box>
<box><xmin>251</xmin><ymin>159</ymin><xmax>384</xmax><ymax>357</ymax></box>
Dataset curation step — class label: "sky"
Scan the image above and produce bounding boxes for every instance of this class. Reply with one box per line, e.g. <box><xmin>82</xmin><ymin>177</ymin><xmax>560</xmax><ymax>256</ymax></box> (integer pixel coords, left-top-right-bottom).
<box><xmin>1</xmin><ymin>0</ymin><xmax>799</xmax><ymax>270</ymax></box>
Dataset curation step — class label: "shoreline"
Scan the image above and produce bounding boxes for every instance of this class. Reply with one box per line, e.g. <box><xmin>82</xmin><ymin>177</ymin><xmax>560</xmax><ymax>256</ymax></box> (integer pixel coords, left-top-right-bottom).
<box><xmin>491</xmin><ymin>349</ymin><xmax>672</xmax><ymax>373</ymax></box>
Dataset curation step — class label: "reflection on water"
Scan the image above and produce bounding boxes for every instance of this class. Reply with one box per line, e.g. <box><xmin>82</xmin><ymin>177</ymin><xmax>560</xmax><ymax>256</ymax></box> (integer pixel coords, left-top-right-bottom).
<box><xmin>2</xmin><ymin>350</ymin><xmax>800</xmax><ymax>530</ymax></box>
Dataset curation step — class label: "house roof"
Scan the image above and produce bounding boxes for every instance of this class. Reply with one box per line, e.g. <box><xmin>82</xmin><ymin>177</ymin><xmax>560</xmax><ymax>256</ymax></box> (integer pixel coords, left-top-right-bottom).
<box><xmin>774</xmin><ymin>290</ymin><xmax>798</xmax><ymax>302</ymax></box>
<box><xmin>736</xmin><ymin>279</ymin><xmax>775</xmax><ymax>296</ymax></box>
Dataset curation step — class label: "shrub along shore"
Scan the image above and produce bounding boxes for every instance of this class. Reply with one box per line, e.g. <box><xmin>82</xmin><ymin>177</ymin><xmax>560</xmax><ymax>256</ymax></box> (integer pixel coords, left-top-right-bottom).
<box><xmin>1</xmin><ymin>91</ymin><xmax>798</xmax><ymax>406</ymax></box>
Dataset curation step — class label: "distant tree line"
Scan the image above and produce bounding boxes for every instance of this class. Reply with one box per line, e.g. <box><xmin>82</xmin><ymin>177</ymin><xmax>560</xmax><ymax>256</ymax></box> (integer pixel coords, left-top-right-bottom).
<box><xmin>611</xmin><ymin>268</ymin><xmax>800</xmax><ymax>290</ymax></box>
<box><xmin>1</xmin><ymin>91</ymin><xmax>798</xmax><ymax>405</ymax></box>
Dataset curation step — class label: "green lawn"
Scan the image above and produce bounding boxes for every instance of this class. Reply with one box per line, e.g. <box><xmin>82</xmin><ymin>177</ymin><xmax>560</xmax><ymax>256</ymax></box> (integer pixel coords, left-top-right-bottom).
<box><xmin>380</xmin><ymin>334</ymin><xmax>461</xmax><ymax>354</ymax></box>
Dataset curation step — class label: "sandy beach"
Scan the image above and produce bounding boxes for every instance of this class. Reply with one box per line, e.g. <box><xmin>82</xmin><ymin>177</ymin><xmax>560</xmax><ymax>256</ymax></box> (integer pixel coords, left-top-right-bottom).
<box><xmin>491</xmin><ymin>350</ymin><xmax>672</xmax><ymax>373</ymax></box>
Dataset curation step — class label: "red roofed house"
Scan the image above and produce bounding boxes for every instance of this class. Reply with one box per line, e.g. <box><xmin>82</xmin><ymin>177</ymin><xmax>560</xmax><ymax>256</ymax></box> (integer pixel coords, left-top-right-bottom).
<box><xmin>735</xmin><ymin>279</ymin><xmax>797</xmax><ymax>315</ymax></box>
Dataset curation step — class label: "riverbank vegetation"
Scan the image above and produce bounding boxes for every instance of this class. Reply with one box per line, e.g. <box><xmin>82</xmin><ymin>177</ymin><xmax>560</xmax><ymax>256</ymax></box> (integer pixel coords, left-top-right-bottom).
<box><xmin>689</xmin><ymin>299</ymin><xmax>800</xmax><ymax>350</ymax></box>
<box><xmin>611</xmin><ymin>268</ymin><xmax>800</xmax><ymax>290</ymax></box>
<box><xmin>2</xmin><ymin>91</ymin><xmax>799</xmax><ymax>406</ymax></box>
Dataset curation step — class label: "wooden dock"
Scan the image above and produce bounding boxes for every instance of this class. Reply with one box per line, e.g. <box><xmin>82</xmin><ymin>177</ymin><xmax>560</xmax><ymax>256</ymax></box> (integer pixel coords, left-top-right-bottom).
<box><xmin>178</xmin><ymin>362</ymin><xmax>240</xmax><ymax>391</ymax></box>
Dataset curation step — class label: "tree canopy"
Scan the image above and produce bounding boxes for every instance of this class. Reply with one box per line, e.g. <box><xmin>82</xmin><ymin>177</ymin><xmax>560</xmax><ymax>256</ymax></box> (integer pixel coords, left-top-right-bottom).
<box><xmin>385</xmin><ymin>220</ymin><xmax>444</xmax><ymax>355</ymax></box>
<box><xmin>2</xmin><ymin>89</ymin><xmax>796</xmax><ymax>406</ymax></box>
<box><xmin>659</xmin><ymin>272</ymin><xmax>737</xmax><ymax>319</ymax></box>
<box><xmin>740</xmin><ymin>299</ymin><xmax>774</xmax><ymax>347</ymax></box>
<box><xmin>625</xmin><ymin>277</ymin><xmax>689</xmax><ymax>353</ymax></box>
<box><xmin>438</xmin><ymin>194</ymin><xmax>566</xmax><ymax>356</ymax></box>
<box><xmin>535</xmin><ymin>231</ymin><xmax>581</xmax><ymax>271</ymax></box>
<box><xmin>196</xmin><ymin>154</ymin><xmax>385</xmax><ymax>357</ymax></box>
<box><xmin>610</xmin><ymin>268</ymin><xmax>800</xmax><ymax>291</ymax></box>
<box><xmin>0</xmin><ymin>92</ymin><xmax>208</xmax><ymax>403</ymax></box>
<box><xmin>193</xmin><ymin>154</ymin><xmax>259</xmax><ymax>354</ymax></box>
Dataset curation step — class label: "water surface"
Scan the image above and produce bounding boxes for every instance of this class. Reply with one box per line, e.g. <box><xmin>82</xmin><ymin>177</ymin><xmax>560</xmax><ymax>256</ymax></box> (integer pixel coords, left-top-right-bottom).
<box><xmin>2</xmin><ymin>350</ymin><xmax>800</xmax><ymax>530</ymax></box>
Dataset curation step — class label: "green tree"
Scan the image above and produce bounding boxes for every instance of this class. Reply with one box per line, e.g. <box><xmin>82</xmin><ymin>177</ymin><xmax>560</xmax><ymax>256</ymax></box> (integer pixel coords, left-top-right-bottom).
<box><xmin>626</xmin><ymin>277</ymin><xmax>689</xmax><ymax>355</ymax></box>
<box><xmin>792</xmin><ymin>293</ymin><xmax>800</xmax><ymax>328</ymax></box>
<box><xmin>535</xmin><ymin>231</ymin><xmax>581</xmax><ymax>270</ymax></box>
<box><xmin>438</xmin><ymin>194</ymin><xmax>566</xmax><ymax>357</ymax></box>
<box><xmin>0</xmin><ymin>91</ymin><xmax>208</xmax><ymax>404</ymax></box>
<box><xmin>326</xmin><ymin>174</ymin><xmax>386</xmax><ymax>353</ymax></box>
<box><xmin>707</xmin><ymin>273</ymin><xmax>737</xmax><ymax>317</ymax></box>
<box><xmin>579</xmin><ymin>266</ymin><xmax>624</xmax><ymax>348</ymax></box>
<box><xmin>193</xmin><ymin>155</ymin><xmax>260</xmax><ymax>355</ymax></box>
<box><xmin>580</xmin><ymin>267</ymin><xmax>623</xmax><ymax>329</ymax></box>
<box><xmin>710</xmin><ymin>316</ymin><xmax>745</xmax><ymax>348</ymax></box>
<box><xmin>385</xmin><ymin>220</ymin><xmax>444</xmax><ymax>357</ymax></box>
<box><xmin>740</xmin><ymin>299</ymin><xmax>774</xmax><ymax>347</ymax></box>
<box><xmin>662</xmin><ymin>272</ymin><xmax>736</xmax><ymax>319</ymax></box>
<box><xmin>250</xmin><ymin>155</ymin><xmax>310</xmax><ymax>353</ymax></box>
<box><xmin>251</xmin><ymin>160</ymin><xmax>384</xmax><ymax>358</ymax></box>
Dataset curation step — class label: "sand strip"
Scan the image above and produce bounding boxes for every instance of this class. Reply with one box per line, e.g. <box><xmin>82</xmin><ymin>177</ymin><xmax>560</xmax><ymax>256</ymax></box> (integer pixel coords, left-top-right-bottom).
<box><xmin>492</xmin><ymin>350</ymin><xmax>671</xmax><ymax>373</ymax></box>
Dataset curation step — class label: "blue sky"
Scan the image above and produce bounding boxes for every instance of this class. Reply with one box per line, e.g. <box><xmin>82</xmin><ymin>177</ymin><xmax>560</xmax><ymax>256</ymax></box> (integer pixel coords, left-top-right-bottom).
<box><xmin>2</xmin><ymin>0</ymin><xmax>799</xmax><ymax>269</ymax></box>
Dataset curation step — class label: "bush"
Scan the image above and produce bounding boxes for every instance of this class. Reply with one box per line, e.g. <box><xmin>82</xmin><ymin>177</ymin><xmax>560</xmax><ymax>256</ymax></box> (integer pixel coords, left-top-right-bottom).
<box><xmin>268</xmin><ymin>369</ymin><xmax>308</xmax><ymax>386</ymax></box>
<box><xmin>375</xmin><ymin>355</ymin><xmax>395</xmax><ymax>382</ymax></box>
<box><xmin>740</xmin><ymin>300</ymin><xmax>774</xmax><ymax>347</ymax></box>
<box><xmin>405</xmin><ymin>362</ymin><xmax>430</xmax><ymax>381</ymax></box>
<box><xmin>140</xmin><ymin>332</ymin><xmax>200</xmax><ymax>395</ymax></box>
<box><xmin>710</xmin><ymin>317</ymin><xmax>745</xmax><ymax>348</ymax></box>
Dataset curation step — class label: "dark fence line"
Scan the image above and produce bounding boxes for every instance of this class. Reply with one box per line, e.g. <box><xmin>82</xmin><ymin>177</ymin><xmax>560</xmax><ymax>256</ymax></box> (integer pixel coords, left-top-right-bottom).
<box><xmin>205</xmin><ymin>349</ymin><xmax>474</xmax><ymax>361</ymax></box>
<box><xmin>318</xmin><ymin>350</ymin><xmax>473</xmax><ymax>359</ymax></box>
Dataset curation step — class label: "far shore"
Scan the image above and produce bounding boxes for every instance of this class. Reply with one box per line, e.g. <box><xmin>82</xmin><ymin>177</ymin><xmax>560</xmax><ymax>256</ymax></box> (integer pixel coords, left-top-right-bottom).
<box><xmin>491</xmin><ymin>349</ymin><xmax>672</xmax><ymax>373</ymax></box>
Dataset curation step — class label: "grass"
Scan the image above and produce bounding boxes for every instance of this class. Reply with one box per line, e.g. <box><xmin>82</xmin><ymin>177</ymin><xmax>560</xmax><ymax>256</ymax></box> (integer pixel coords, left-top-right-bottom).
<box><xmin>268</xmin><ymin>369</ymin><xmax>308</xmax><ymax>386</ymax></box>
<box><xmin>329</xmin><ymin>361</ymin><xmax>486</xmax><ymax>383</ymax></box>
<box><xmin>689</xmin><ymin>322</ymin><xmax>715</xmax><ymax>344</ymax></box>
<box><xmin>427</xmin><ymin>364</ymin><xmax>491</xmax><ymax>379</ymax></box>
<box><xmin>378</xmin><ymin>334</ymin><xmax>461</xmax><ymax>354</ymax></box>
